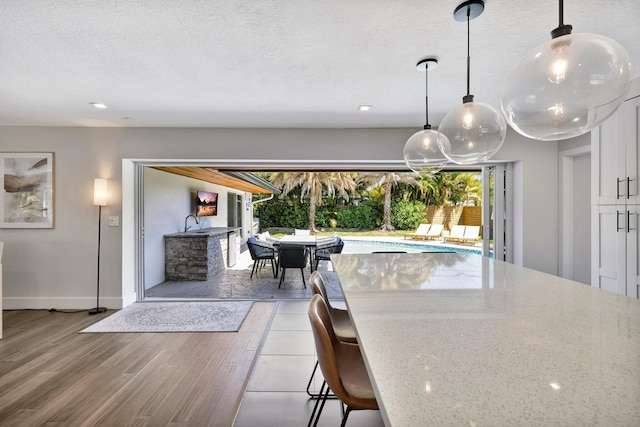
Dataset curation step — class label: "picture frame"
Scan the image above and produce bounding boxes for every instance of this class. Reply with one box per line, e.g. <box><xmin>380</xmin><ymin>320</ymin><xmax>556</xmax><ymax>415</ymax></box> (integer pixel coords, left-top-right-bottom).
<box><xmin>1</xmin><ymin>152</ymin><xmax>54</xmax><ymax>228</ymax></box>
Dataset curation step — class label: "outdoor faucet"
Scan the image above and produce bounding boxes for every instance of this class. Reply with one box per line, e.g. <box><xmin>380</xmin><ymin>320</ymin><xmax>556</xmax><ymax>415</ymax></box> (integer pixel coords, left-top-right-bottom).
<box><xmin>184</xmin><ymin>214</ymin><xmax>198</xmax><ymax>232</ymax></box>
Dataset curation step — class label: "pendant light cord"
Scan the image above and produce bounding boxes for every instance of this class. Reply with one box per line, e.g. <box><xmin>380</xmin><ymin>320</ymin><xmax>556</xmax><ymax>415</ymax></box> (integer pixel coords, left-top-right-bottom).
<box><xmin>424</xmin><ymin>70</ymin><xmax>431</xmax><ymax>130</ymax></box>
<box><xmin>463</xmin><ymin>7</ymin><xmax>474</xmax><ymax>103</ymax></box>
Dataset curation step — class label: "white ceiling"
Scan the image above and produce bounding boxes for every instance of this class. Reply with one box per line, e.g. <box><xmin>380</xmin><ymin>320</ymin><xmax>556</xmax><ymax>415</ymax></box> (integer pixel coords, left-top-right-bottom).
<box><xmin>1</xmin><ymin>0</ymin><xmax>639</xmax><ymax>129</ymax></box>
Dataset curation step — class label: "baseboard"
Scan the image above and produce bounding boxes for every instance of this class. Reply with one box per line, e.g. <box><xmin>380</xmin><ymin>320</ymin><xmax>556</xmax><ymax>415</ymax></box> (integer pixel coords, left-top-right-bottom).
<box><xmin>3</xmin><ymin>296</ymin><xmax>124</xmax><ymax>311</ymax></box>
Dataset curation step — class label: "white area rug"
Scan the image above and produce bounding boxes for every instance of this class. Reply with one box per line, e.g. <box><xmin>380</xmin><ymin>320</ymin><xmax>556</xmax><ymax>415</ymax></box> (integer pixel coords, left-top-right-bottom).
<box><xmin>80</xmin><ymin>301</ymin><xmax>254</xmax><ymax>333</ymax></box>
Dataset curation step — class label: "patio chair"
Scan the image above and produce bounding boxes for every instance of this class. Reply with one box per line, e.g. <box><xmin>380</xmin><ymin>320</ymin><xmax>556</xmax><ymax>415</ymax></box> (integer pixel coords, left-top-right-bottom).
<box><xmin>423</xmin><ymin>223</ymin><xmax>444</xmax><ymax>240</ymax></box>
<box><xmin>257</xmin><ymin>231</ymin><xmax>280</xmax><ymax>244</ymax></box>
<box><xmin>247</xmin><ymin>237</ymin><xmax>278</xmax><ymax>279</ymax></box>
<box><xmin>277</xmin><ymin>244</ymin><xmax>309</xmax><ymax>288</ymax></box>
<box><xmin>458</xmin><ymin>225</ymin><xmax>480</xmax><ymax>245</ymax></box>
<box><xmin>313</xmin><ymin>237</ymin><xmax>344</xmax><ymax>270</ymax></box>
<box><xmin>403</xmin><ymin>223</ymin><xmax>431</xmax><ymax>240</ymax></box>
<box><xmin>444</xmin><ymin>225</ymin><xmax>466</xmax><ymax>243</ymax></box>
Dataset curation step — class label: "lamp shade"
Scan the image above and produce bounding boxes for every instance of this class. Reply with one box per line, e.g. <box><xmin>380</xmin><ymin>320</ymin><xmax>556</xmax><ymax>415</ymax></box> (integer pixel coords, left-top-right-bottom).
<box><xmin>438</xmin><ymin>101</ymin><xmax>507</xmax><ymax>165</ymax></box>
<box><xmin>501</xmin><ymin>33</ymin><xmax>632</xmax><ymax>141</ymax></box>
<box><xmin>403</xmin><ymin>129</ymin><xmax>449</xmax><ymax>175</ymax></box>
<box><xmin>93</xmin><ymin>178</ymin><xmax>108</xmax><ymax>206</ymax></box>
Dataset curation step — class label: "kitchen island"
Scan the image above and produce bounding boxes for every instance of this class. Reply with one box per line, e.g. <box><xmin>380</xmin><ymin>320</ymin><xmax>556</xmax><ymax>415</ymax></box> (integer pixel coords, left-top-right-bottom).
<box><xmin>332</xmin><ymin>252</ymin><xmax>640</xmax><ymax>426</ymax></box>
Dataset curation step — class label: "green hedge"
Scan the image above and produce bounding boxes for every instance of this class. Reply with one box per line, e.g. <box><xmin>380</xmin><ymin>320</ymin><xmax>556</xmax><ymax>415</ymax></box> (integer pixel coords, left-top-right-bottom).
<box><xmin>391</xmin><ymin>199</ymin><xmax>426</xmax><ymax>230</ymax></box>
<box><xmin>257</xmin><ymin>198</ymin><xmax>381</xmax><ymax>230</ymax></box>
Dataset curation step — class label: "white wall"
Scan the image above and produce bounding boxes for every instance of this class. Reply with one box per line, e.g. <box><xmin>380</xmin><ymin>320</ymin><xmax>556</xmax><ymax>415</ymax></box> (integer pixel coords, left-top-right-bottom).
<box><xmin>0</xmin><ymin>125</ymin><xmax>567</xmax><ymax>309</ymax></box>
<box><xmin>143</xmin><ymin>168</ymin><xmax>232</xmax><ymax>289</ymax></box>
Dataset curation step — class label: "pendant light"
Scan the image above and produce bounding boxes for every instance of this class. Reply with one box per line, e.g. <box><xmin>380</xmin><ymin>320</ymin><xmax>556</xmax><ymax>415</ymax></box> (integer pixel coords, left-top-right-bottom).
<box><xmin>403</xmin><ymin>58</ymin><xmax>449</xmax><ymax>175</ymax></box>
<box><xmin>438</xmin><ymin>0</ymin><xmax>506</xmax><ymax>165</ymax></box>
<box><xmin>501</xmin><ymin>0</ymin><xmax>633</xmax><ymax>141</ymax></box>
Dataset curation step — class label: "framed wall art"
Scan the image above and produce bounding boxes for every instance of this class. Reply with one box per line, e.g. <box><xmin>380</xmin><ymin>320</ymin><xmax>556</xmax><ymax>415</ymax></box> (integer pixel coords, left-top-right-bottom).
<box><xmin>1</xmin><ymin>152</ymin><xmax>54</xmax><ymax>228</ymax></box>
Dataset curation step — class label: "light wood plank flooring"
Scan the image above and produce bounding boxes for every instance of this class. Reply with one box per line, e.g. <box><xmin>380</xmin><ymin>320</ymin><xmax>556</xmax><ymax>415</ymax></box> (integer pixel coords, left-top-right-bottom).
<box><xmin>0</xmin><ymin>302</ymin><xmax>276</xmax><ymax>427</ymax></box>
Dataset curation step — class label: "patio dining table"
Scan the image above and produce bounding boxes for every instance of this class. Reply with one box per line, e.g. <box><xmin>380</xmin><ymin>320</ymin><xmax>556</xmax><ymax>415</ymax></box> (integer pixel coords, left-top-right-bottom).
<box><xmin>272</xmin><ymin>235</ymin><xmax>318</xmax><ymax>271</ymax></box>
<box><xmin>331</xmin><ymin>252</ymin><xmax>640</xmax><ymax>426</ymax></box>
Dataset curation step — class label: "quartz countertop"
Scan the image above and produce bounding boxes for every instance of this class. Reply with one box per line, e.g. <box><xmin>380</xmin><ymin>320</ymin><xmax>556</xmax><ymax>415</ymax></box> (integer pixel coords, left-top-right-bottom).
<box><xmin>164</xmin><ymin>227</ymin><xmax>240</xmax><ymax>237</ymax></box>
<box><xmin>331</xmin><ymin>252</ymin><xmax>640</xmax><ymax>426</ymax></box>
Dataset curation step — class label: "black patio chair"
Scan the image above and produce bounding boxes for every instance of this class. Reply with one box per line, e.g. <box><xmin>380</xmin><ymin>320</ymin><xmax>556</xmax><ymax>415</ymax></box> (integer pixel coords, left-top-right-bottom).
<box><xmin>313</xmin><ymin>237</ymin><xmax>344</xmax><ymax>270</ymax></box>
<box><xmin>247</xmin><ymin>237</ymin><xmax>278</xmax><ymax>278</ymax></box>
<box><xmin>277</xmin><ymin>244</ymin><xmax>309</xmax><ymax>288</ymax></box>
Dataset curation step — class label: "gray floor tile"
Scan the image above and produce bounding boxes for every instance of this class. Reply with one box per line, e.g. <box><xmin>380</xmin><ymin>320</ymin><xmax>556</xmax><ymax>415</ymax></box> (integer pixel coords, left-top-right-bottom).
<box><xmin>261</xmin><ymin>330</ymin><xmax>316</xmax><ymax>356</ymax></box>
<box><xmin>233</xmin><ymin>391</ymin><xmax>384</xmax><ymax>427</ymax></box>
<box><xmin>270</xmin><ymin>313</ymin><xmax>312</xmax><ymax>331</ymax></box>
<box><xmin>247</xmin><ymin>354</ymin><xmax>316</xmax><ymax>392</ymax></box>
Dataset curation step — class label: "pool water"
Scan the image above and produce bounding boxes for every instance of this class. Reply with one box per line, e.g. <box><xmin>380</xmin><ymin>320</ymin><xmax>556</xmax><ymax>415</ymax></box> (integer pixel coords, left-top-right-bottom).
<box><xmin>341</xmin><ymin>239</ymin><xmax>483</xmax><ymax>255</ymax></box>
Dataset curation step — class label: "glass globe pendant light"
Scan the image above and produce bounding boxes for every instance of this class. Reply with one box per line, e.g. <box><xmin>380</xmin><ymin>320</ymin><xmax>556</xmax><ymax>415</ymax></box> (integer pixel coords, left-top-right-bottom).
<box><xmin>438</xmin><ymin>0</ymin><xmax>506</xmax><ymax>165</ymax></box>
<box><xmin>501</xmin><ymin>0</ymin><xmax>633</xmax><ymax>141</ymax></box>
<box><xmin>403</xmin><ymin>58</ymin><xmax>449</xmax><ymax>175</ymax></box>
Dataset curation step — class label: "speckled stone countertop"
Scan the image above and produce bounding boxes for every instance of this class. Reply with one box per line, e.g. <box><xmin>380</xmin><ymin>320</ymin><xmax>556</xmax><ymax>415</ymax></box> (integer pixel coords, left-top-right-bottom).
<box><xmin>331</xmin><ymin>253</ymin><xmax>640</xmax><ymax>427</ymax></box>
<box><xmin>164</xmin><ymin>227</ymin><xmax>240</xmax><ymax>237</ymax></box>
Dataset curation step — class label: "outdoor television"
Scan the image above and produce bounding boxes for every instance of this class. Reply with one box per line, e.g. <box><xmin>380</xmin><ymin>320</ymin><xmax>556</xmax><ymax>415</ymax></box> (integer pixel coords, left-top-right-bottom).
<box><xmin>195</xmin><ymin>190</ymin><xmax>218</xmax><ymax>216</ymax></box>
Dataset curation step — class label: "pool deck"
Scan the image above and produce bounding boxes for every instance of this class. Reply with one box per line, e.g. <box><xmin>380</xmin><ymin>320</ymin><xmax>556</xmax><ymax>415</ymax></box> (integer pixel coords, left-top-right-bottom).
<box><xmin>145</xmin><ymin>236</ymin><xmax>483</xmax><ymax>301</ymax></box>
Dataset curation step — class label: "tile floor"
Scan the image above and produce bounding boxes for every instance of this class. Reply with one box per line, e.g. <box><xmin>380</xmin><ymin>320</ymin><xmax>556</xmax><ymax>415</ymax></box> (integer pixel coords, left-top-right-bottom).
<box><xmin>232</xmin><ymin>299</ymin><xmax>385</xmax><ymax>427</ymax></box>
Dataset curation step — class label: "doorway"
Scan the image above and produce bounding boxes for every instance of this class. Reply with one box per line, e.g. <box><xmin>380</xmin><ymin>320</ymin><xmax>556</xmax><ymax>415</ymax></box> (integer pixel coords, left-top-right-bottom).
<box><xmin>560</xmin><ymin>147</ymin><xmax>591</xmax><ymax>284</ymax></box>
<box><xmin>126</xmin><ymin>160</ymin><xmax>514</xmax><ymax>303</ymax></box>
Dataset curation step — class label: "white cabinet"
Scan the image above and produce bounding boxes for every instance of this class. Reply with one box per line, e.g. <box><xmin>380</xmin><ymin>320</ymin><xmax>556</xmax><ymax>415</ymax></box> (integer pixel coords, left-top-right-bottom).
<box><xmin>591</xmin><ymin>97</ymin><xmax>640</xmax><ymax>205</ymax></box>
<box><xmin>626</xmin><ymin>205</ymin><xmax>640</xmax><ymax>299</ymax></box>
<box><xmin>592</xmin><ymin>204</ymin><xmax>640</xmax><ymax>298</ymax></box>
<box><xmin>591</xmin><ymin>87</ymin><xmax>640</xmax><ymax>298</ymax></box>
<box><xmin>592</xmin><ymin>205</ymin><xmax>627</xmax><ymax>295</ymax></box>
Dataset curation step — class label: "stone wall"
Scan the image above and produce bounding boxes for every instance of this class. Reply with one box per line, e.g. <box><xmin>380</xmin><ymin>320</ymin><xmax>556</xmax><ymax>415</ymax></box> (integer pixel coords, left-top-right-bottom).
<box><xmin>164</xmin><ymin>234</ymin><xmax>228</xmax><ymax>281</ymax></box>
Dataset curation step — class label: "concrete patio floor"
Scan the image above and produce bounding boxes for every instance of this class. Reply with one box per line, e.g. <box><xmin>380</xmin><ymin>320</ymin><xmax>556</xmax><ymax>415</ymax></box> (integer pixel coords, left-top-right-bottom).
<box><xmin>145</xmin><ymin>249</ymin><xmax>344</xmax><ymax>300</ymax></box>
<box><xmin>146</xmin><ymin>235</ymin><xmax>483</xmax><ymax>301</ymax></box>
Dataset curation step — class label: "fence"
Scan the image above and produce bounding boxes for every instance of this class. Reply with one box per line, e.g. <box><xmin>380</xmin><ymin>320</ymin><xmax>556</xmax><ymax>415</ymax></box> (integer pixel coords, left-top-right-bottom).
<box><xmin>424</xmin><ymin>206</ymin><xmax>488</xmax><ymax>231</ymax></box>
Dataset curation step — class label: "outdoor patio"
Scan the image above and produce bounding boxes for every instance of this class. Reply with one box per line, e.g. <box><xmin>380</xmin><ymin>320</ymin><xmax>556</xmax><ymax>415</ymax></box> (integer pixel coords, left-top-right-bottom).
<box><xmin>145</xmin><ymin>248</ymin><xmax>342</xmax><ymax>300</ymax></box>
<box><xmin>146</xmin><ymin>234</ymin><xmax>484</xmax><ymax>301</ymax></box>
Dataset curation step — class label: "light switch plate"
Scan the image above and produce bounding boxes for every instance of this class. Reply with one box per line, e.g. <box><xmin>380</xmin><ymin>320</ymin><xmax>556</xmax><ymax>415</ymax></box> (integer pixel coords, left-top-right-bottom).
<box><xmin>108</xmin><ymin>216</ymin><xmax>119</xmax><ymax>227</ymax></box>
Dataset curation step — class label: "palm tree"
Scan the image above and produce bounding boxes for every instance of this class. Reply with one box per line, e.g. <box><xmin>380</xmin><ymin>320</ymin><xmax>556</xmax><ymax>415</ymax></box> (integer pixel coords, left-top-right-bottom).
<box><xmin>268</xmin><ymin>172</ymin><xmax>357</xmax><ymax>232</ymax></box>
<box><xmin>360</xmin><ymin>172</ymin><xmax>420</xmax><ymax>232</ymax></box>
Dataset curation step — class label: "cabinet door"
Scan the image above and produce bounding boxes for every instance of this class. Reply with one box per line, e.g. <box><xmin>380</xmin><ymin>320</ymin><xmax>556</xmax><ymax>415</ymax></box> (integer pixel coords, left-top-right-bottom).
<box><xmin>625</xmin><ymin>97</ymin><xmax>640</xmax><ymax>205</ymax></box>
<box><xmin>626</xmin><ymin>205</ymin><xmax>640</xmax><ymax>299</ymax></box>
<box><xmin>592</xmin><ymin>107</ymin><xmax>626</xmax><ymax>205</ymax></box>
<box><xmin>591</xmin><ymin>205</ymin><xmax>626</xmax><ymax>295</ymax></box>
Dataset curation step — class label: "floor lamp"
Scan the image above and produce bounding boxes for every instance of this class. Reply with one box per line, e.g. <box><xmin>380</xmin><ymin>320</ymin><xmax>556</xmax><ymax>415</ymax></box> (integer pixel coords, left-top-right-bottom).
<box><xmin>90</xmin><ymin>178</ymin><xmax>108</xmax><ymax>315</ymax></box>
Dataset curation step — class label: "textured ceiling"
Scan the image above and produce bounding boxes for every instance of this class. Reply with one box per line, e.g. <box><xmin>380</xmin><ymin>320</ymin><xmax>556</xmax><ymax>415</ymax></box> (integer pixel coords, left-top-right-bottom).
<box><xmin>1</xmin><ymin>0</ymin><xmax>639</xmax><ymax>129</ymax></box>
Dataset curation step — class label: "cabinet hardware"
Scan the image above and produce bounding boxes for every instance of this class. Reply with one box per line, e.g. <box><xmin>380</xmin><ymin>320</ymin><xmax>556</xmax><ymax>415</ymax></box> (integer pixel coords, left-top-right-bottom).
<box><xmin>628</xmin><ymin>177</ymin><xmax>636</xmax><ymax>199</ymax></box>
<box><xmin>628</xmin><ymin>210</ymin><xmax>633</xmax><ymax>233</ymax></box>
<box><xmin>617</xmin><ymin>178</ymin><xmax>622</xmax><ymax>199</ymax></box>
<box><xmin>617</xmin><ymin>210</ymin><xmax>623</xmax><ymax>232</ymax></box>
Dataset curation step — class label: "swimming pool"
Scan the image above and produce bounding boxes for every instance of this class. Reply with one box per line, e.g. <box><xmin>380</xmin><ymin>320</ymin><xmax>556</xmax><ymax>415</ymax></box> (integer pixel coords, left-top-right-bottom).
<box><xmin>340</xmin><ymin>238</ymin><xmax>484</xmax><ymax>255</ymax></box>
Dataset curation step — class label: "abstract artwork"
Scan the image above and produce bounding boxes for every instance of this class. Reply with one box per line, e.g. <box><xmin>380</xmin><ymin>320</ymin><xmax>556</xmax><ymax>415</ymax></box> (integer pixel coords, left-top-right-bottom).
<box><xmin>1</xmin><ymin>152</ymin><xmax>54</xmax><ymax>228</ymax></box>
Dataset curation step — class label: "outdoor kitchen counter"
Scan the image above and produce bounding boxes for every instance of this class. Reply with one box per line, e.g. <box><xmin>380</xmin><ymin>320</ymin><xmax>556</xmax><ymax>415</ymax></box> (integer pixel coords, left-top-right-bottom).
<box><xmin>164</xmin><ymin>227</ymin><xmax>240</xmax><ymax>280</ymax></box>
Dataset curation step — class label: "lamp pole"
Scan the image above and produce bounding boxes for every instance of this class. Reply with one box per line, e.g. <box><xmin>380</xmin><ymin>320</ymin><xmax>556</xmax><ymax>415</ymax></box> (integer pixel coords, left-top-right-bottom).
<box><xmin>90</xmin><ymin>179</ymin><xmax>107</xmax><ymax>315</ymax></box>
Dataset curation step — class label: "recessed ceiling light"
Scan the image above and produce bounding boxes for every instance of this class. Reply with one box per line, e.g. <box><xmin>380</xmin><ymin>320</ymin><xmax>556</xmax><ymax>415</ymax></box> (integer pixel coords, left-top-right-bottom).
<box><xmin>358</xmin><ymin>105</ymin><xmax>372</xmax><ymax>111</ymax></box>
<box><xmin>90</xmin><ymin>102</ymin><xmax>108</xmax><ymax>109</ymax></box>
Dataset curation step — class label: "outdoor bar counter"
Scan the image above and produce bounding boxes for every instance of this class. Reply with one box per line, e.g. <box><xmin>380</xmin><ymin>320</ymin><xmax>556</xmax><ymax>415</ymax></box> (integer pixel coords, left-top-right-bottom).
<box><xmin>164</xmin><ymin>227</ymin><xmax>240</xmax><ymax>280</ymax></box>
<box><xmin>331</xmin><ymin>252</ymin><xmax>640</xmax><ymax>426</ymax></box>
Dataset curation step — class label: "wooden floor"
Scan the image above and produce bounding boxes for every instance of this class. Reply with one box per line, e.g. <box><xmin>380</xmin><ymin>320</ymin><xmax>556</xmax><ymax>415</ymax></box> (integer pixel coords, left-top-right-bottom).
<box><xmin>0</xmin><ymin>302</ymin><xmax>276</xmax><ymax>427</ymax></box>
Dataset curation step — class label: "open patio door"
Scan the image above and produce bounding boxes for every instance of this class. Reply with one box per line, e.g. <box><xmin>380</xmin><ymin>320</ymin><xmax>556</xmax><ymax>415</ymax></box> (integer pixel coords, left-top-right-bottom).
<box><xmin>482</xmin><ymin>164</ymin><xmax>513</xmax><ymax>261</ymax></box>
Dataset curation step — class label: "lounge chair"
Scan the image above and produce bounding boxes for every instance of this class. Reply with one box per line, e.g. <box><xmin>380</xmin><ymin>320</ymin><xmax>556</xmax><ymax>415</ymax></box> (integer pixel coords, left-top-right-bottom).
<box><xmin>444</xmin><ymin>225</ymin><xmax>466</xmax><ymax>243</ymax></box>
<box><xmin>404</xmin><ymin>223</ymin><xmax>431</xmax><ymax>240</ymax></box>
<box><xmin>423</xmin><ymin>223</ymin><xmax>444</xmax><ymax>240</ymax></box>
<box><xmin>458</xmin><ymin>225</ymin><xmax>480</xmax><ymax>245</ymax></box>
